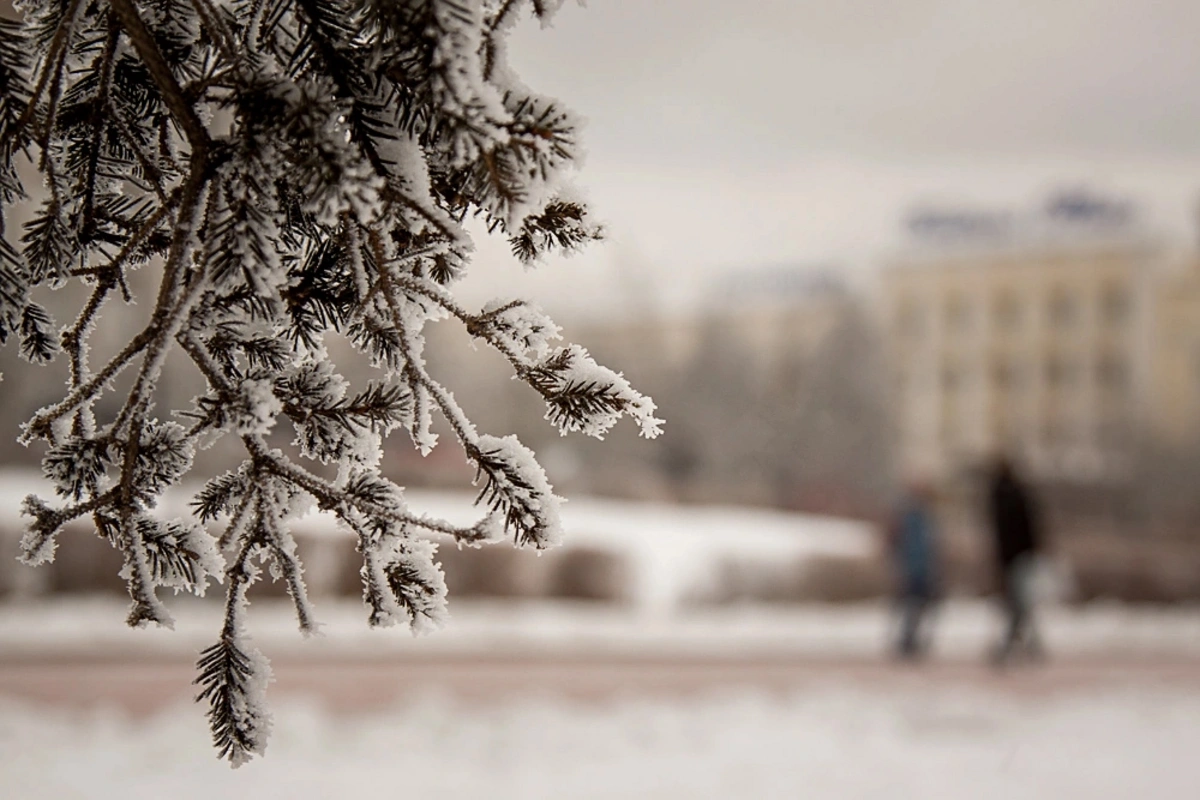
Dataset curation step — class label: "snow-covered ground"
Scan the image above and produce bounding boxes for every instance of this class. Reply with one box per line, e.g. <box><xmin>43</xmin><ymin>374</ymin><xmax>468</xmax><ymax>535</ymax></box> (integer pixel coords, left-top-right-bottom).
<box><xmin>4</xmin><ymin>599</ymin><xmax>1200</xmax><ymax>799</ymax></box>
<box><xmin>4</xmin><ymin>596</ymin><xmax>1199</xmax><ymax>798</ymax></box>
<box><xmin>5</xmin><ymin>473</ymin><xmax>1200</xmax><ymax>797</ymax></box>
<box><xmin>3</xmin><ymin>683</ymin><xmax>1200</xmax><ymax>799</ymax></box>
<box><xmin>4</xmin><ymin>597</ymin><xmax>1200</xmax><ymax>660</ymax></box>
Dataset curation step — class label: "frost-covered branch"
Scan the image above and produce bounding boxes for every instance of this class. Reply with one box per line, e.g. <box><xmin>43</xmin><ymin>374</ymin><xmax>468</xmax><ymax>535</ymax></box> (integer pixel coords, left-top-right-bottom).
<box><xmin>195</xmin><ymin>533</ymin><xmax>273</xmax><ymax>766</ymax></box>
<box><xmin>2</xmin><ymin>0</ymin><xmax>658</xmax><ymax>766</ymax></box>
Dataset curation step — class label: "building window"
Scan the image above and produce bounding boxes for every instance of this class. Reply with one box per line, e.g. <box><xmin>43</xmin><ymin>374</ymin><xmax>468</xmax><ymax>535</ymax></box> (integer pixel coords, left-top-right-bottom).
<box><xmin>1041</xmin><ymin>418</ymin><xmax>1065</xmax><ymax>448</ymax></box>
<box><xmin>992</xmin><ymin>358</ymin><xmax>1022</xmax><ymax>390</ymax></box>
<box><xmin>1045</xmin><ymin>356</ymin><xmax>1062</xmax><ymax>386</ymax></box>
<box><xmin>1096</xmin><ymin>354</ymin><xmax>1128</xmax><ymax>391</ymax></box>
<box><xmin>992</xmin><ymin>292</ymin><xmax>1022</xmax><ymax>333</ymax></box>
<box><xmin>895</xmin><ymin>298</ymin><xmax>925</xmax><ymax>339</ymax></box>
<box><xmin>940</xmin><ymin>407</ymin><xmax>962</xmax><ymax>446</ymax></box>
<box><xmin>1048</xmin><ymin>288</ymin><xmax>1078</xmax><ymax>330</ymax></box>
<box><xmin>1101</xmin><ymin>283</ymin><xmax>1131</xmax><ymax>327</ymax></box>
<box><xmin>941</xmin><ymin>361</ymin><xmax>964</xmax><ymax>392</ymax></box>
<box><xmin>1045</xmin><ymin>355</ymin><xmax>1079</xmax><ymax>388</ymax></box>
<box><xmin>988</xmin><ymin>359</ymin><xmax>1008</xmax><ymax>391</ymax></box>
<box><xmin>945</xmin><ymin>295</ymin><xmax>971</xmax><ymax>334</ymax></box>
<box><xmin>1097</xmin><ymin>419</ymin><xmax>1129</xmax><ymax>450</ymax></box>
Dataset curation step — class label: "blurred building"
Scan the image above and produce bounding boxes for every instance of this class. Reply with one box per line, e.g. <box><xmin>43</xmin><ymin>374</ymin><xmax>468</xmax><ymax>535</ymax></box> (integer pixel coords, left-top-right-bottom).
<box><xmin>1148</xmin><ymin>257</ymin><xmax>1200</xmax><ymax>445</ymax></box>
<box><xmin>883</xmin><ymin>243</ymin><xmax>1152</xmax><ymax>482</ymax></box>
<box><xmin>881</xmin><ymin>190</ymin><xmax>1200</xmax><ymax>485</ymax></box>
<box><xmin>702</xmin><ymin>268</ymin><xmax>856</xmax><ymax>371</ymax></box>
<box><xmin>570</xmin><ymin>266</ymin><xmax>856</xmax><ymax>375</ymax></box>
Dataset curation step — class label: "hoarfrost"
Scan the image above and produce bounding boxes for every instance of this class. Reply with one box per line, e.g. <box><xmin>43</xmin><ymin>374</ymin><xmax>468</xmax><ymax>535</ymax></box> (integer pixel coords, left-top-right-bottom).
<box><xmin>474</xmin><ymin>433</ymin><xmax>564</xmax><ymax>549</ymax></box>
<box><xmin>233</xmin><ymin>378</ymin><xmax>283</xmax><ymax>436</ymax></box>
<box><xmin>0</xmin><ymin>0</ymin><xmax>656</xmax><ymax>765</ymax></box>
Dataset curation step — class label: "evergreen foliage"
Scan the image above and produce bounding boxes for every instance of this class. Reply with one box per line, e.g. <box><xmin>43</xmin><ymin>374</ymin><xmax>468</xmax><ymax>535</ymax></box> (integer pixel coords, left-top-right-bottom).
<box><xmin>0</xmin><ymin>0</ymin><xmax>660</xmax><ymax>765</ymax></box>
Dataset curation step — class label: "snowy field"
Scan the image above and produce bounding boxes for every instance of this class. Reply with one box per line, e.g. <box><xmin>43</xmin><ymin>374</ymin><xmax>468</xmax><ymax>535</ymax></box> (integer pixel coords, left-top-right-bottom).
<box><xmin>3</xmin><ymin>684</ymin><xmax>1200</xmax><ymax>799</ymax></box>
<box><xmin>5</xmin><ymin>473</ymin><xmax>1200</xmax><ymax>797</ymax></box>
<box><xmin>3</xmin><ymin>599</ymin><xmax>1200</xmax><ymax>799</ymax></box>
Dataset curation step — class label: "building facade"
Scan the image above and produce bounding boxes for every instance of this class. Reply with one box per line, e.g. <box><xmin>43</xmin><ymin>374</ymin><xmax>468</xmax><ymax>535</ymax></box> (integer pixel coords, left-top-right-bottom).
<box><xmin>881</xmin><ymin>242</ymin><xmax>1159</xmax><ymax>482</ymax></box>
<box><xmin>1148</xmin><ymin>257</ymin><xmax>1200</xmax><ymax>446</ymax></box>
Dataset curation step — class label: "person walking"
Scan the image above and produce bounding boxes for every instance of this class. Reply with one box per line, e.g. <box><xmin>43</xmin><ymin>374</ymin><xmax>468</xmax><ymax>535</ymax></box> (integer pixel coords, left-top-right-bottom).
<box><xmin>888</xmin><ymin>480</ymin><xmax>940</xmax><ymax>660</ymax></box>
<box><xmin>986</xmin><ymin>456</ymin><xmax>1045</xmax><ymax>664</ymax></box>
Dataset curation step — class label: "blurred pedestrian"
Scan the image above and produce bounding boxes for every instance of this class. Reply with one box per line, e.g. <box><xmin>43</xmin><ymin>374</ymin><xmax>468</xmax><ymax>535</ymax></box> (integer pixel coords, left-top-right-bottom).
<box><xmin>986</xmin><ymin>456</ymin><xmax>1045</xmax><ymax>665</ymax></box>
<box><xmin>887</xmin><ymin>479</ymin><xmax>940</xmax><ymax>660</ymax></box>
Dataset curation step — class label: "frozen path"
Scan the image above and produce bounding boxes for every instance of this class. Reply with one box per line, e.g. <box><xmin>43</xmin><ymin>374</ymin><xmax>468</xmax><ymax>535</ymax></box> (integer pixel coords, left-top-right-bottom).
<box><xmin>3</xmin><ymin>649</ymin><xmax>1200</xmax><ymax>716</ymax></box>
<box><xmin>3</xmin><ymin>598</ymin><xmax>1200</xmax><ymax>711</ymax></box>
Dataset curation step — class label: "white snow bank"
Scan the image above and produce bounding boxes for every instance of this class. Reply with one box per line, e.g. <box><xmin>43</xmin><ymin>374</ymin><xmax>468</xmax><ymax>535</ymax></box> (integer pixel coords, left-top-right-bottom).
<box><xmin>3</xmin><ymin>685</ymin><xmax>1200</xmax><ymax>799</ymax></box>
<box><xmin>287</xmin><ymin>488</ymin><xmax>875</xmax><ymax>612</ymax></box>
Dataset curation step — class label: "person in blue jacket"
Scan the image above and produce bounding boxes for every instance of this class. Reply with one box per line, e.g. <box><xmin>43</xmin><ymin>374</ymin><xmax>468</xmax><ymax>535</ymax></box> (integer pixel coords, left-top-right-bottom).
<box><xmin>888</xmin><ymin>479</ymin><xmax>940</xmax><ymax>660</ymax></box>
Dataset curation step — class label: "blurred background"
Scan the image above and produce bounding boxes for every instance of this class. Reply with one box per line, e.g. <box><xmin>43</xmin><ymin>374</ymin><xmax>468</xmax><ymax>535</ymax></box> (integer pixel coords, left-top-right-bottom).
<box><xmin>4</xmin><ymin>1</ymin><xmax>1200</xmax><ymax>797</ymax></box>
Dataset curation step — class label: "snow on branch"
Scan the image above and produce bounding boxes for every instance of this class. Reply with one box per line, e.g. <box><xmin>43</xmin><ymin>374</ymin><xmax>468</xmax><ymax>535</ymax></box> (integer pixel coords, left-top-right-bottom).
<box><xmin>0</xmin><ymin>0</ymin><xmax>658</xmax><ymax>765</ymax></box>
<box><xmin>470</xmin><ymin>433</ymin><xmax>563</xmax><ymax>548</ymax></box>
<box><xmin>194</xmin><ymin>634</ymin><xmax>275</xmax><ymax>767</ymax></box>
<box><xmin>524</xmin><ymin>344</ymin><xmax>664</xmax><ymax>440</ymax></box>
<box><xmin>360</xmin><ymin>524</ymin><xmax>450</xmax><ymax>634</ymax></box>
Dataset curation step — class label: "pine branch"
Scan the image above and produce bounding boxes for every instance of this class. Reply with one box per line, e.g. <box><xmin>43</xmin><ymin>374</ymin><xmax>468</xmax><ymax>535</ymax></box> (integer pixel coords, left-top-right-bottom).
<box><xmin>22</xmin><ymin>324</ymin><xmax>156</xmax><ymax>443</ymax></box>
<box><xmin>17</xmin><ymin>489</ymin><xmax>118</xmax><ymax>567</ymax></box>
<box><xmin>76</xmin><ymin>15</ymin><xmax>120</xmax><ymax>242</ymax></box>
<box><xmin>10</xmin><ymin>0</ymin><xmax>85</xmax><ymax>151</ymax></box>
<box><xmin>1</xmin><ymin>0</ymin><xmax>659</xmax><ymax>764</ymax></box>
<box><xmin>361</xmin><ymin>533</ymin><xmax>448</xmax><ymax>633</ymax></box>
<box><xmin>18</xmin><ymin>302</ymin><xmax>60</xmax><ymax>363</ymax></box>
<box><xmin>116</xmin><ymin>420</ymin><xmax>174</xmax><ymax>628</ymax></box>
<box><xmin>468</xmin><ymin>434</ymin><xmax>562</xmax><ymax>548</ymax></box>
<box><xmin>135</xmin><ymin>515</ymin><xmax>221</xmax><ymax>596</ymax></box>
<box><xmin>192</xmin><ymin>526</ymin><xmax>273</xmax><ymax>765</ymax></box>
<box><xmin>301</xmin><ymin>382</ymin><xmax>413</xmax><ymax>433</ymax></box>
<box><xmin>109</xmin><ymin>0</ymin><xmax>212</xmax><ymax>157</ymax></box>
<box><xmin>509</xmin><ymin>199</ymin><xmax>603</xmax><ymax>264</ymax></box>
<box><xmin>195</xmin><ymin>636</ymin><xmax>267</xmax><ymax>764</ymax></box>
<box><xmin>193</xmin><ymin>469</ymin><xmax>250</xmax><ymax>523</ymax></box>
<box><xmin>195</xmin><ymin>596</ymin><xmax>272</xmax><ymax>764</ymax></box>
<box><xmin>257</xmin><ymin>492</ymin><xmax>318</xmax><ymax>634</ymax></box>
<box><xmin>42</xmin><ymin>435</ymin><xmax>112</xmax><ymax>500</ymax></box>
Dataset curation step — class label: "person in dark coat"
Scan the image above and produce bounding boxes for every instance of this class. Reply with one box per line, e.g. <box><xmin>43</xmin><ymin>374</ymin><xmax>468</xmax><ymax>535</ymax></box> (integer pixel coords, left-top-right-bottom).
<box><xmin>986</xmin><ymin>456</ymin><xmax>1044</xmax><ymax>664</ymax></box>
<box><xmin>888</xmin><ymin>479</ymin><xmax>940</xmax><ymax>660</ymax></box>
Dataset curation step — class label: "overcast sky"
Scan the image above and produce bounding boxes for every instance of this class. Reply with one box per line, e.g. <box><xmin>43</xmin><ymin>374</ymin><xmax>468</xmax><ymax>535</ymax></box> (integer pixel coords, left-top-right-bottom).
<box><xmin>462</xmin><ymin>0</ymin><xmax>1200</xmax><ymax>316</ymax></box>
<box><xmin>6</xmin><ymin>0</ymin><xmax>1198</xmax><ymax>314</ymax></box>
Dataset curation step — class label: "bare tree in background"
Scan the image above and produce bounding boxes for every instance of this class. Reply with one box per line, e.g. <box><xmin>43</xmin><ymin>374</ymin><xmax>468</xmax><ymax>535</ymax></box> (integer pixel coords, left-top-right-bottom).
<box><xmin>770</xmin><ymin>304</ymin><xmax>896</xmax><ymax>517</ymax></box>
<box><xmin>653</xmin><ymin>302</ymin><xmax>894</xmax><ymax>514</ymax></box>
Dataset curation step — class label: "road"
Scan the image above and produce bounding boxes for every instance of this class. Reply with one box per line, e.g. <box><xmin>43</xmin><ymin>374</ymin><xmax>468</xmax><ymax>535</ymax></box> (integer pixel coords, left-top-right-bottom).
<box><xmin>3</xmin><ymin>652</ymin><xmax>1199</xmax><ymax>716</ymax></box>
